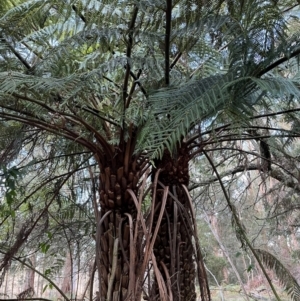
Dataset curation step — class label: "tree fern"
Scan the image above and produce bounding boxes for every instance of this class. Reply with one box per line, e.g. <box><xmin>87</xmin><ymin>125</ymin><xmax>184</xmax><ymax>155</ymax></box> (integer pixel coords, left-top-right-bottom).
<box><xmin>137</xmin><ymin>1</ymin><xmax>300</xmax><ymax>158</ymax></box>
<box><xmin>0</xmin><ymin>1</ymin><xmax>300</xmax><ymax>300</ymax></box>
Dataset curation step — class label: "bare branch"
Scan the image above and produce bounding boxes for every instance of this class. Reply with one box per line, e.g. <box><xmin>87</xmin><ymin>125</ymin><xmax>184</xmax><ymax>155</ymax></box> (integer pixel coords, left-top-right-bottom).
<box><xmin>165</xmin><ymin>0</ymin><xmax>172</xmax><ymax>85</ymax></box>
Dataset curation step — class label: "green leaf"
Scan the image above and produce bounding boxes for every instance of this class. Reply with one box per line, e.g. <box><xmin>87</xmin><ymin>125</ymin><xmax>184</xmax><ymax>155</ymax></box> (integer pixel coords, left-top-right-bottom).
<box><xmin>42</xmin><ymin>285</ymin><xmax>48</xmax><ymax>293</ymax></box>
<box><xmin>235</xmin><ymin>252</ymin><xmax>242</xmax><ymax>258</ymax></box>
<box><xmin>247</xmin><ymin>264</ymin><xmax>254</xmax><ymax>272</ymax></box>
<box><xmin>44</xmin><ymin>268</ymin><xmax>51</xmax><ymax>276</ymax></box>
<box><xmin>39</xmin><ymin>242</ymin><xmax>50</xmax><ymax>254</ymax></box>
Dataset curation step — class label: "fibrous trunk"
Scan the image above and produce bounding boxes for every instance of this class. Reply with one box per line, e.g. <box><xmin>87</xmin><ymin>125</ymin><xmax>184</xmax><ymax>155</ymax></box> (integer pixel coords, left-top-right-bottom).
<box><xmin>95</xmin><ymin>151</ymin><xmax>142</xmax><ymax>301</ymax></box>
<box><xmin>150</xmin><ymin>144</ymin><xmax>210</xmax><ymax>301</ymax></box>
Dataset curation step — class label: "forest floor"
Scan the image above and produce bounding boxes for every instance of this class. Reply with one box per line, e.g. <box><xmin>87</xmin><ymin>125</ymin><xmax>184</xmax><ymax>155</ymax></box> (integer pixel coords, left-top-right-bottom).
<box><xmin>209</xmin><ymin>285</ymin><xmax>290</xmax><ymax>301</ymax></box>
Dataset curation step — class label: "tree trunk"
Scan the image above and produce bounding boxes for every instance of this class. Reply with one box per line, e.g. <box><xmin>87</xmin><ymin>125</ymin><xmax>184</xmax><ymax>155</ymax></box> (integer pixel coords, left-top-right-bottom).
<box><xmin>150</xmin><ymin>145</ymin><xmax>210</xmax><ymax>301</ymax></box>
<box><xmin>204</xmin><ymin>212</ymin><xmax>250</xmax><ymax>301</ymax></box>
<box><xmin>95</xmin><ymin>152</ymin><xmax>142</xmax><ymax>301</ymax></box>
<box><xmin>4</xmin><ymin>270</ymin><xmax>8</xmax><ymax>297</ymax></box>
<box><xmin>17</xmin><ymin>255</ymin><xmax>35</xmax><ymax>300</ymax></box>
<box><xmin>24</xmin><ymin>254</ymin><xmax>36</xmax><ymax>291</ymax></box>
<box><xmin>61</xmin><ymin>251</ymin><xmax>72</xmax><ymax>296</ymax></box>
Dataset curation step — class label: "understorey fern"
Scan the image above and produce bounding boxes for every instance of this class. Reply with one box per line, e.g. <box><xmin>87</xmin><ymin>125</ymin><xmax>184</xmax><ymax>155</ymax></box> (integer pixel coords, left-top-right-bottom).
<box><xmin>255</xmin><ymin>248</ymin><xmax>300</xmax><ymax>301</ymax></box>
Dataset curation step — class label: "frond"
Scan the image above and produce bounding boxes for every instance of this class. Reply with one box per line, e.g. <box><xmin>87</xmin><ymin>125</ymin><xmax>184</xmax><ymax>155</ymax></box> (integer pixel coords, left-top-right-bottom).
<box><xmin>0</xmin><ymin>122</ymin><xmax>24</xmax><ymax>165</ymax></box>
<box><xmin>137</xmin><ymin>73</ymin><xmax>233</xmax><ymax>158</ymax></box>
<box><xmin>255</xmin><ymin>248</ymin><xmax>300</xmax><ymax>301</ymax></box>
<box><xmin>0</xmin><ymin>0</ymin><xmax>300</xmax><ymax>160</ymax></box>
<box><xmin>139</xmin><ymin>67</ymin><xmax>300</xmax><ymax>159</ymax></box>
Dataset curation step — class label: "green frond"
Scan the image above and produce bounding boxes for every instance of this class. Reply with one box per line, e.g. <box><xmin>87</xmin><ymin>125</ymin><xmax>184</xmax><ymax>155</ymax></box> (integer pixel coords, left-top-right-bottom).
<box><xmin>138</xmin><ymin>74</ymin><xmax>232</xmax><ymax>158</ymax></box>
<box><xmin>250</xmin><ymin>76</ymin><xmax>300</xmax><ymax>99</ymax></box>
<box><xmin>255</xmin><ymin>248</ymin><xmax>300</xmax><ymax>301</ymax></box>
<box><xmin>139</xmin><ymin>67</ymin><xmax>300</xmax><ymax>158</ymax></box>
<box><xmin>0</xmin><ymin>0</ymin><xmax>299</xmax><ymax>161</ymax></box>
<box><xmin>0</xmin><ymin>0</ymin><xmax>47</xmax><ymax>20</ymax></box>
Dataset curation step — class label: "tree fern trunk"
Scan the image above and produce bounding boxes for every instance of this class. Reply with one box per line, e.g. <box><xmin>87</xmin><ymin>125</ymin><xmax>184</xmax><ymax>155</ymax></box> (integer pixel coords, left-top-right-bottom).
<box><xmin>151</xmin><ymin>186</ymin><xmax>197</xmax><ymax>301</ymax></box>
<box><xmin>96</xmin><ymin>152</ymin><xmax>141</xmax><ymax>301</ymax></box>
<box><xmin>150</xmin><ymin>145</ymin><xmax>210</xmax><ymax>301</ymax></box>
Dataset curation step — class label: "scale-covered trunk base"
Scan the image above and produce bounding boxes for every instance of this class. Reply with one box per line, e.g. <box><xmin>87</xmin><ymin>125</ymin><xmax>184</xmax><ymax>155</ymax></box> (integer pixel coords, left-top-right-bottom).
<box><xmin>151</xmin><ymin>186</ymin><xmax>196</xmax><ymax>301</ymax></box>
<box><xmin>96</xmin><ymin>156</ymin><xmax>142</xmax><ymax>301</ymax></box>
<box><xmin>94</xmin><ymin>146</ymin><xmax>210</xmax><ymax>301</ymax></box>
<box><xmin>150</xmin><ymin>144</ymin><xmax>210</xmax><ymax>301</ymax></box>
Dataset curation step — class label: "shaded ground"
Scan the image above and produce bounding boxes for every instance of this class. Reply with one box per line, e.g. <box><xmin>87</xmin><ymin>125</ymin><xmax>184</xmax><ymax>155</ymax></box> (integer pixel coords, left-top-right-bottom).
<box><xmin>209</xmin><ymin>285</ymin><xmax>290</xmax><ymax>301</ymax></box>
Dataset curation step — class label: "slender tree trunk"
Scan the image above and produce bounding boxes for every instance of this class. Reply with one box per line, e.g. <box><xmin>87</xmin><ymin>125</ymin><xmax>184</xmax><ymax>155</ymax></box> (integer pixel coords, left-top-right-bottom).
<box><xmin>11</xmin><ymin>271</ymin><xmax>15</xmax><ymax>297</ymax></box>
<box><xmin>81</xmin><ymin>261</ymin><xmax>95</xmax><ymax>300</ymax></box>
<box><xmin>150</xmin><ymin>145</ymin><xmax>210</xmax><ymax>301</ymax></box>
<box><xmin>4</xmin><ymin>269</ymin><xmax>8</xmax><ymax>297</ymax></box>
<box><xmin>20</xmin><ymin>254</ymin><xmax>36</xmax><ymax>297</ymax></box>
<box><xmin>204</xmin><ymin>212</ymin><xmax>250</xmax><ymax>301</ymax></box>
<box><xmin>61</xmin><ymin>251</ymin><xmax>72</xmax><ymax>296</ymax></box>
